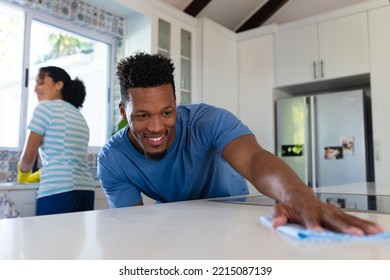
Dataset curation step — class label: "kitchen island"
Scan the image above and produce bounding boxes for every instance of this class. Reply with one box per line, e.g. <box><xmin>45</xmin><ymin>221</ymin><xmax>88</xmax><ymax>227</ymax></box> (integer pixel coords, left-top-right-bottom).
<box><xmin>1</xmin><ymin>193</ymin><xmax>389</xmax><ymax>260</ymax></box>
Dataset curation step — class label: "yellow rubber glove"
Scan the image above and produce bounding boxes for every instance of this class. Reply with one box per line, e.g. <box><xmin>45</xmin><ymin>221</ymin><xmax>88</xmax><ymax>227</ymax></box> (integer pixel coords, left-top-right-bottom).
<box><xmin>27</xmin><ymin>169</ymin><xmax>41</xmax><ymax>183</ymax></box>
<box><xmin>17</xmin><ymin>164</ymin><xmax>41</xmax><ymax>183</ymax></box>
<box><xmin>17</xmin><ymin>163</ymin><xmax>32</xmax><ymax>183</ymax></box>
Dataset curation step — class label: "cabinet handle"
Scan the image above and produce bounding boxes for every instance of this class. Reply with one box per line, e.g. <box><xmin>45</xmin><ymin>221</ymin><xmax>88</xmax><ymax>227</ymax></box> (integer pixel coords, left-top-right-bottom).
<box><xmin>320</xmin><ymin>60</ymin><xmax>324</xmax><ymax>78</ymax></box>
<box><xmin>313</xmin><ymin>61</ymin><xmax>317</xmax><ymax>79</ymax></box>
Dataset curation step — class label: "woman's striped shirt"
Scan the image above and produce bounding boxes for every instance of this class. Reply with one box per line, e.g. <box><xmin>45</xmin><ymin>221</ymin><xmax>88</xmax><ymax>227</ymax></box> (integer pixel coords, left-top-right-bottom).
<box><xmin>28</xmin><ymin>100</ymin><xmax>95</xmax><ymax>198</ymax></box>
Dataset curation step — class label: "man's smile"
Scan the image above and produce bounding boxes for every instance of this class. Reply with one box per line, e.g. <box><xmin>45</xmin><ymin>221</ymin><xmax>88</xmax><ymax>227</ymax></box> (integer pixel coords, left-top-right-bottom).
<box><xmin>145</xmin><ymin>135</ymin><xmax>165</xmax><ymax>146</ymax></box>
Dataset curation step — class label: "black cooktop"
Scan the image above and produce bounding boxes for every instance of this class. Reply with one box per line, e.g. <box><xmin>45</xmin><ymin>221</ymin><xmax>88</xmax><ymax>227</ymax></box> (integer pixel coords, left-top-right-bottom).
<box><xmin>211</xmin><ymin>193</ymin><xmax>390</xmax><ymax>214</ymax></box>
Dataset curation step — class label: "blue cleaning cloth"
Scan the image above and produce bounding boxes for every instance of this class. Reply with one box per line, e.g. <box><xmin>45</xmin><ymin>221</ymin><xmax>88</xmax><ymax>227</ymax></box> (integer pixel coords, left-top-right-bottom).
<box><xmin>260</xmin><ymin>216</ymin><xmax>390</xmax><ymax>242</ymax></box>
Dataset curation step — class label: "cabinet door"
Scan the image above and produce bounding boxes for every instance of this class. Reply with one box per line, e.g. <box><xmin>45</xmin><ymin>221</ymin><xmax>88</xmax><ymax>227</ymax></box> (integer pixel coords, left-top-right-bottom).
<box><xmin>319</xmin><ymin>12</ymin><xmax>369</xmax><ymax>80</ymax></box>
<box><xmin>179</xmin><ymin>28</ymin><xmax>192</xmax><ymax>104</ymax></box>
<box><xmin>275</xmin><ymin>12</ymin><xmax>370</xmax><ymax>87</ymax></box>
<box><xmin>369</xmin><ymin>6</ymin><xmax>390</xmax><ymax>183</ymax></box>
<box><xmin>155</xmin><ymin>11</ymin><xmax>195</xmax><ymax>105</ymax></box>
<box><xmin>157</xmin><ymin>18</ymin><xmax>171</xmax><ymax>58</ymax></box>
<box><xmin>201</xmin><ymin>21</ymin><xmax>238</xmax><ymax>114</ymax></box>
<box><xmin>275</xmin><ymin>25</ymin><xmax>319</xmax><ymax>86</ymax></box>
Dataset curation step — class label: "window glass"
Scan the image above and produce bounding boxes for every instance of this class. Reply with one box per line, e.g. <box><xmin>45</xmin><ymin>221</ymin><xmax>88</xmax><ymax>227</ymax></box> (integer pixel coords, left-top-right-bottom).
<box><xmin>0</xmin><ymin>2</ymin><xmax>114</xmax><ymax>149</ymax></box>
<box><xmin>158</xmin><ymin>19</ymin><xmax>171</xmax><ymax>58</ymax></box>
<box><xmin>28</xmin><ymin>20</ymin><xmax>111</xmax><ymax>147</ymax></box>
<box><xmin>0</xmin><ymin>3</ymin><xmax>25</xmax><ymax>148</ymax></box>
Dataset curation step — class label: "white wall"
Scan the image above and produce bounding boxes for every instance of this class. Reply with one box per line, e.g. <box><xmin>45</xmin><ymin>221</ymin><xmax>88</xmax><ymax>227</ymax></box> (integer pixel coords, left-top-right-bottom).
<box><xmin>125</xmin><ymin>13</ymin><xmax>152</xmax><ymax>56</ymax></box>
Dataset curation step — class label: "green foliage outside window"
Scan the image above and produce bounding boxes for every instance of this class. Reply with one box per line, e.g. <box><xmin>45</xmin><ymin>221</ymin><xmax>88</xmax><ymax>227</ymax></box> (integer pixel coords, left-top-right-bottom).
<box><xmin>34</xmin><ymin>33</ymin><xmax>94</xmax><ymax>64</ymax></box>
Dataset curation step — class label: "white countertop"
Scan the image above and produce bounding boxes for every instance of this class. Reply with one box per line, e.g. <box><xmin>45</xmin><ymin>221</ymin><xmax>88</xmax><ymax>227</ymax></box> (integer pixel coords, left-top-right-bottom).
<box><xmin>1</xmin><ymin>196</ymin><xmax>390</xmax><ymax>260</ymax></box>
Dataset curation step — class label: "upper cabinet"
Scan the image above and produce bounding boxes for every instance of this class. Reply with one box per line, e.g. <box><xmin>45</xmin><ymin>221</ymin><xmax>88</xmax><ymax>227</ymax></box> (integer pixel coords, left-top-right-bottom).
<box><xmin>153</xmin><ymin>9</ymin><xmax>196</xmax><ymax>105</ymax></box>
<box><xmin>275</xmin><ymin>24</ymin><xmax>318</xmax><ymax>86</ymax></box>
<box><xmin>318</xmin><ymin>12</ymin><xmax>369</xmax><ymax>80</ymax></box>
<box><xmin>275</xmin><ymin>12</ymin><xmax>369</xmax><ymax>87</ymax></box>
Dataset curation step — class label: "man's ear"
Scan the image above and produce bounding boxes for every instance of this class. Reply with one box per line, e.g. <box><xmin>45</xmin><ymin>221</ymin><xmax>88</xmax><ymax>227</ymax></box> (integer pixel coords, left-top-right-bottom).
<box><xmin>119</xmin><ymin>101</ymin><xmax>127</xmax><ymax>121</ymax></box>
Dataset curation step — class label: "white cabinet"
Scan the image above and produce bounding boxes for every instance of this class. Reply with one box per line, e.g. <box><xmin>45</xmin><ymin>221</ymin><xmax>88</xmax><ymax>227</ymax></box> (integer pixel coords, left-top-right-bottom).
<box><xmin>238</xmin><ymin>32</ymin><xmax>275</xmax><ymax>153</ymax></box>
<box><xmin>94</xmin><ymin>187</ymin><xmax>110</xmax><ymax>210</ymax></box>
<box><xmin>0</xmin><ymin>188</ymin><xmax>37</xmax><ymax>218</ymax></box>
<box><xmin>95</xmin><ymin>187</ymin><xmax>154</xmax><ymax>207</ymax></box>
<box><xmin>238</xmin><ymin>32</ymin><xmax>275</xmax><ymax>195</ymax></box>
<box><xmin>368</xmin><ymin>5</ymin><xmax>390</xmax><ymax>183</ymax></box>
<box><xmin>318</xmin><ymin>12</ymin><xmax>369</xmax><ymax>80</ymax></box>
<box><xmin>198</xmin><ymin>19</ymin><xmax>238</xmax><ymax>114</ymax></box>
<box><xmin>275</xmin><ymin>24</ymin><xmax>318</xmax><ymax>86</ymax></box>
<box><xmin>275</xmin><ymin>12</ymin><xmax>369</xmax><ymax>86</ymax></box>
<box><xmin>153</xmin><ymin>10</ymin><xmax>196</xmax><ymax>105</ymax></box>
<box><xmin>0</xmin><ymin>185</ymin><xmax>111</xmax><ymax>218</ymax></box>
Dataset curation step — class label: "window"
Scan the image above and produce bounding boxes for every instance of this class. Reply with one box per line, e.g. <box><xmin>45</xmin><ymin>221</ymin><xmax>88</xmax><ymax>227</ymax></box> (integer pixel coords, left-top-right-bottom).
<box><xmin>0</xmin><ymin>4</ymin><xmax>25</xmax><ymax>148</ymax></box>
<box><xmin>0</xmin><ymin>2</ymin><xmax>115</xmax><ymax>150</ymax></box>
<box><xmin>28</xmin><ymin>20</ymin><xmax>112</xmax><ymax>148</ymax></box>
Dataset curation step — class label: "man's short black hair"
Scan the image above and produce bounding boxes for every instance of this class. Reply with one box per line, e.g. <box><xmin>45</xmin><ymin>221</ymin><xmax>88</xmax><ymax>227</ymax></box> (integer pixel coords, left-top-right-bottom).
<box><xmin>116</xmin><ymin>52</ymin><xmax>176</xmax><ymax>103</ymax></box>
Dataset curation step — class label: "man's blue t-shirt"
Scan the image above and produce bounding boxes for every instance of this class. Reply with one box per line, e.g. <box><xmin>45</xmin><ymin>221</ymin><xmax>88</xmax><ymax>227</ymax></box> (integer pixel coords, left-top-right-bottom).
<box><xmin>97</xmin><ymin>103</ymin><xmax>253</xmax><ymax>208</ymax></box>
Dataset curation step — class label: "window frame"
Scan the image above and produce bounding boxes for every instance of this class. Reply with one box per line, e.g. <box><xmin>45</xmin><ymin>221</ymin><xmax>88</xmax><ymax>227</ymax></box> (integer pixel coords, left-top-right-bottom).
<box><xmin>2</xmin><ymin>2</ymin><xmax>117</xmax><ymax>153</ymax></box>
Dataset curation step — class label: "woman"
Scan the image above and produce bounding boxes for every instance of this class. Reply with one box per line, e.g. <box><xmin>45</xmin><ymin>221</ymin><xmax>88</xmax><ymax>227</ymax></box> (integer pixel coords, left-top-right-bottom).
<box><xmin>18</xmin><ymin>66</ymin><xmax>95</xmax><ymax>215</ymax></box>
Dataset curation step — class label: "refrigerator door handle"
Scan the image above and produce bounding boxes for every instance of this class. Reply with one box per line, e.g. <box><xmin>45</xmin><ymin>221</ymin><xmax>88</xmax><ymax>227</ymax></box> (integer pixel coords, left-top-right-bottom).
<box><xmin>304</xmin><ymin>96</ymin><xmax>311</xmax><ymax>187</ymax></box>
<box><xmin>309</xmin><ymin>96</ymin><xmax>317</xmax><ymax>189</ymax></box>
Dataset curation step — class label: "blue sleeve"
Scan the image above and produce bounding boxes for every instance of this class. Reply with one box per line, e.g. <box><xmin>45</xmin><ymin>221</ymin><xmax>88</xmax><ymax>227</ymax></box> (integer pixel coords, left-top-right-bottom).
<box><xmin>97</xmin><ymin>146</ymin><xmax>142</xmax><ymax>208</ymax></box>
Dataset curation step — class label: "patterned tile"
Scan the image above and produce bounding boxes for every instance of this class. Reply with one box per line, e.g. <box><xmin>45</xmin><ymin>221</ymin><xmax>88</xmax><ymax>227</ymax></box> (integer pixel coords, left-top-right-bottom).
<box><xmin>0</xmin><ymin>149</ymin><xmax>99</xmax><ymax>182</ymax></box>
<box><xmin>9</xmin><ymin>0</ymin><xmax>124</xmax><ymax>38</ymax></box>
<box><xmin>0</xmin><ymin>150</ymin><xmax>9</xmax><ymax>160</ymax></box>
<box><xmin>7</xmin><ymin>171</ymin><xmax>17</xmax><ymax>182</ymax></box>
<box><xmin>0</xmin><ymin>161</ymin><xmax>9</xmax><ymax>172</ymax></box>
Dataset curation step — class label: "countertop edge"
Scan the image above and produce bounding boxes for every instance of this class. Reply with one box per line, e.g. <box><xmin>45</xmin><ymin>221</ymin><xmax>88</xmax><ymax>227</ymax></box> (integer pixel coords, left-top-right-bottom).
<box><xmin>0</xmin><ymin>181</ymin><xmax>101</xmax><ymax>190</ymax></box>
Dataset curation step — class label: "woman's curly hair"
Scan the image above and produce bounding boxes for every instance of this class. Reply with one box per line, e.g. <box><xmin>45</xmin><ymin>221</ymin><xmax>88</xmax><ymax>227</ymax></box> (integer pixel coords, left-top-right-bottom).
<box><xmin>38</xmin><ymin>66</ymin><xmax>86</xmax><ymax>109</ymax></box>
<box><xmin>116</xmin><ymin>52</ymin><xmax>176</xmax><ymax>104</ymax></box>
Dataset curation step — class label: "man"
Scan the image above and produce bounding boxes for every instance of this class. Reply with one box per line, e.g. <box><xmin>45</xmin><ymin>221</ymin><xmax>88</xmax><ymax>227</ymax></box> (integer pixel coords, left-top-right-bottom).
<box><xmin>98</xmin><ymin>52</ymin><xmax>383</xmax><ymax>235</ymax></box>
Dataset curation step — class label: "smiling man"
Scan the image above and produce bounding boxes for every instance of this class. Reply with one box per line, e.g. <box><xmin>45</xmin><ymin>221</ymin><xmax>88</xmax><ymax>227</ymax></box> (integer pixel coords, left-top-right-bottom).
<box><xmin>97</xmin><ymin>52</ymin><xmax>383</xmax><ymax>235</ymax></box>
<box><xmin>123</xmin><ymin>84</ymin><xmax>177</xmax><ymax>160</ymax></box>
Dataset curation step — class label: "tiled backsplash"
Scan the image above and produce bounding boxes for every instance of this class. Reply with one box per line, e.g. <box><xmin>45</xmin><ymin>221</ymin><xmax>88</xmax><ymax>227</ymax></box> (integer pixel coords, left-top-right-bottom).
<box><xmin>7</xmin><ymin>0</ymin><xmax>124</xmax><ymax>39</ymax></box>
<box><xmin>0</xmin><ymin>149</ymin><xmax>98</xmax><ymax>182</ymax></box>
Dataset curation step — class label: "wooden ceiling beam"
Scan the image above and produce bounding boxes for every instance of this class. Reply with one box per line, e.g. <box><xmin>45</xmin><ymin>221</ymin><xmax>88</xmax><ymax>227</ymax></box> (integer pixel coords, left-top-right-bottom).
<box><xmin>184</xmin><ymin>0</ymin><xmax>212</xmax><ymax>17</ymax></box>
<box><xmin>236</xmin><ymin>0</ymin><xmax>290</xmax><ymax>33</ymax></box>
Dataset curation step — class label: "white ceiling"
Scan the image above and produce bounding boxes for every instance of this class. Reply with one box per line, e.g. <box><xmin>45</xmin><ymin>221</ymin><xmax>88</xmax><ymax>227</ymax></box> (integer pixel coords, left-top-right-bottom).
<box><xmin>159</xmin><ymin>0</ymin><xmax>369</xmax><ymax>32</ymax></box>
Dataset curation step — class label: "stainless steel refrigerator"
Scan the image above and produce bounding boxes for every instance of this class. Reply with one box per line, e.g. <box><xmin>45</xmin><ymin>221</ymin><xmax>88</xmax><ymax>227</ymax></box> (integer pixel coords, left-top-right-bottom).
<box><xmin>275</xmin><ymin>89</ymin><xmax>374</xmax><ymax>188</ymax></box>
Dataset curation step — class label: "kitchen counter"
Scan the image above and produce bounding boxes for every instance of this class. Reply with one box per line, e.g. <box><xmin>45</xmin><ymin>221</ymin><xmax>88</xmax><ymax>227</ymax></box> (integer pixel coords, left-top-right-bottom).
<box><xmin>1</xmin><ymin>195</ymin><xmax>390</xmax><ymax>260</ymax></box>
<box><xmin>0</xmin><ymin>182</ymin><xmax>109</xmax><ymax>217</ymax></box>
<box><xmin>0</xmin><ymin>182</ymin><xmax>39</xmax><ymax>190</ymax></box>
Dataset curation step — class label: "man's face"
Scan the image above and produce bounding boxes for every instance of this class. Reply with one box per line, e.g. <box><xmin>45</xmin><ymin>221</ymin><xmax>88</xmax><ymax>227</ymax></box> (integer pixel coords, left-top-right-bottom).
<box><xmin>120</xmin><ymin>84</ymin><xmax>177</xmax><ymax>160</ymax></box>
